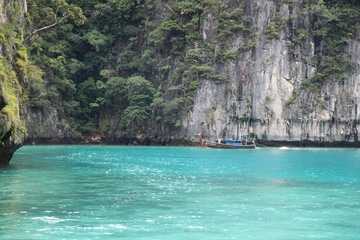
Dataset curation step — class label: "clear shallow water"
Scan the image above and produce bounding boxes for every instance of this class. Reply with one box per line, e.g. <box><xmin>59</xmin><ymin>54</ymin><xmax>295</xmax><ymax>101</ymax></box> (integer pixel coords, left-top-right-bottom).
<box><xmin>1</xmin><ymin>146</ymin><xmax>360</xmax><ymax>240</ymax></box>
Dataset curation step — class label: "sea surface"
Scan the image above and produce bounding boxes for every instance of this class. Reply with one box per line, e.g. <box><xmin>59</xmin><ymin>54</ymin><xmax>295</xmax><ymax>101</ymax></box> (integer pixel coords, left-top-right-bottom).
<box><xmin>1</xmin><ymin>146</ymin><xmax>360</xmax><ymax>240</ymax></box>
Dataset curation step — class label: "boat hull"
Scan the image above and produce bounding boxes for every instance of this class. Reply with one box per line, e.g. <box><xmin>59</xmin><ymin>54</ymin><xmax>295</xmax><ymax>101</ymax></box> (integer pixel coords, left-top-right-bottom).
<box><xmin>204</xmin><ymin>142</ymin><xmax>256</xmax><ymax>149</ymax></box>
<box><xmin>198</xmin><ymin>134</ymin><xmax>256</xmax><ymax>149</ymax></box>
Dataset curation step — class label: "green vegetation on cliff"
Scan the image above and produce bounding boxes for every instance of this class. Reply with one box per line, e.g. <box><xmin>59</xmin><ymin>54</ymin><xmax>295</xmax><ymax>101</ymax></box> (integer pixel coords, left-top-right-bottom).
<box><xmin>23</xmin><ymin>0</ymin><xmax>254</xmax><ymax>136</ymax></box>
<box><xmin>15</xmin><ymin>0</ymin><xmax>360</xmax><ymax>137</ymax></box>
<box><xmin>0</xmin><ymin>1</ymin><xmax>35</xmax><ymax>139</ymax></box>
<box><xmin>301</xmin><ymin>0</ymin><xmax>360</xmax><ymax>90</ymax></box>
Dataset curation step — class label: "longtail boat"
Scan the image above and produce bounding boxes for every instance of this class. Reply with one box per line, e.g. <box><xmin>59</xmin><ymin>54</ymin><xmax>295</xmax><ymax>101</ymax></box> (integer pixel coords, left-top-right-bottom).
<box><xmin>198</xmin><ymin>134</ymin><xmax>256</xmax><ymax>149</ymax></box>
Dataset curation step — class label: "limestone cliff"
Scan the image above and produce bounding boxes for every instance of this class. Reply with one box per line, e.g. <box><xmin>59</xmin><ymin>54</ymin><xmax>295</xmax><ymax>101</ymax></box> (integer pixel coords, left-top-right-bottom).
<box><xmin>0</xmin><ymin>0</ymin><xmax>27</xmax><ymax>166</ymax></box>
<box><xmin>22</xmin><ymin>0</ymin><xmax>360</xmax><ymax>147</ymax></box>
<box><xmin>180</xmin><ymin>0</ymin><xmax>360</xmax><ymax>146</ymax></box>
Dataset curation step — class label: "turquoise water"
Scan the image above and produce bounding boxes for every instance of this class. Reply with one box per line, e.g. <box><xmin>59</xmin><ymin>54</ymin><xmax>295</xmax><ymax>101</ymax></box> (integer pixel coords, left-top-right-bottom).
<box><xmin>1</xmin><ymin>146</ymin><xmax>360</xmax><ymax>240</ymax></box>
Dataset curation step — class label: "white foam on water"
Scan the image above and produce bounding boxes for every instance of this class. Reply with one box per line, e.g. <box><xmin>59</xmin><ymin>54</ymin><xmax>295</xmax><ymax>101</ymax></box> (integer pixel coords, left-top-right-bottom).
<box><xmin>109</xmin><ymin>224</ymin><xmax>128</xmax><ymax>229</ymax></box>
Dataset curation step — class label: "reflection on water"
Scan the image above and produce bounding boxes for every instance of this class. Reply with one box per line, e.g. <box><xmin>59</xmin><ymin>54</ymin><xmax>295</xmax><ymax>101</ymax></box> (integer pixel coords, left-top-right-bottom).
<box><xmin>1</xmin><ymin>146</ymin><xmax>360</xmax><ymax>240</ymax></box>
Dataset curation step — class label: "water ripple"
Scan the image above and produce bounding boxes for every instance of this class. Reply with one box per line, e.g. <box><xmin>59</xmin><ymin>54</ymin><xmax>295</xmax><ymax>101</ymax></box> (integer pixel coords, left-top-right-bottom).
<box><xmin>1</xmin><ymin>146</ymin><xmax>360</xmax><ymax>239</ymax></box>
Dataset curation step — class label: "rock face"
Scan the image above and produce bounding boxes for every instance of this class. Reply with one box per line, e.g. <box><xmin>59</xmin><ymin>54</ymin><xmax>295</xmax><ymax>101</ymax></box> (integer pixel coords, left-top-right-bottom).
<box><xmin>181</xmin><ymin>0</ymin><xmax>360</xmax><ymax>145</ymax></box>
<box><xmin>0</xmin><ymin>0</ymin><xmax>26</xmax><ymax>166</ymax></box>
<box><xmin>21</xmin><ymin>0</ymin><xmax>360</xmax><ymax>147</ymax></box>
<box><xmin>23</xmin><ymin>106</ymin><xmax>78</xmax><ymax>144</ymax></box>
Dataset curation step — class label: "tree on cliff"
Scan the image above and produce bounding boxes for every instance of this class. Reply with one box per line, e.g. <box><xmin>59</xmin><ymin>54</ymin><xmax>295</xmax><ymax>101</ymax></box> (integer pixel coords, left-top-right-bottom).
<box><xmin>24</xmin><ymin>0</ymin><xmax>85</xmax><ymax>43</ymax></box>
